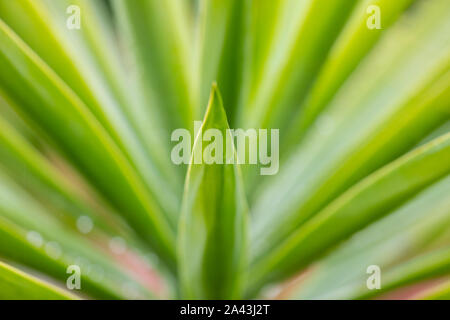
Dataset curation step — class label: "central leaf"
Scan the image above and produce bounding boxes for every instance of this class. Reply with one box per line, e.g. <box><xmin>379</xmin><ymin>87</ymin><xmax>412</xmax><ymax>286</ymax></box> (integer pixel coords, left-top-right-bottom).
<box><xmin>178</xmin><ymin>84</ymin><xmax>248</xmax><ymax>299</ymax></box>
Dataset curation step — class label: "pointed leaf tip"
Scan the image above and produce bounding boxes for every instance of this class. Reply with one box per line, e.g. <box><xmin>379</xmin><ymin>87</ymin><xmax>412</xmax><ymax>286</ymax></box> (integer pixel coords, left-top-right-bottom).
<box><xmin>178</xmin><ymin>85</ymin><xmax>248</xmax><ymax>299</ymax></box>
<box><xmin>202</xmin><ymin>83</ymin><xmax>230</xmax><ymax>131</ymax></box>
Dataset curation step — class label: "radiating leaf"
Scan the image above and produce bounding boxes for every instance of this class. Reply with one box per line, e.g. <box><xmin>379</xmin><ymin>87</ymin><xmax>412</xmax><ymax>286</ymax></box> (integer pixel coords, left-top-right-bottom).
<box><xmin>249</xmin><ymin>134</ymin><xmax>450</xmax><ymax>293</ymax></box>
<box><xmin>237</xmin><ymin>0</ymin><xmax>284</xmax><ymax>127</ymax></box>
<box><xmin>241</xmin><ymin>0</ymin><xmax>358</xmax><ymax>131</ymax></box>
<box><xmin>357</xmin><ymin>247</ymin><xmax>450</xmax><ymax>299</ymax></box>
<box><xmin>112</xmin><ymin>0</ymin><xmax>195</xmax><ymax>131</ymax></box>
<box><xmin>0</xmin><ymin>0</ymin><xmax>181</xmax><ymax>225</ymax></box>
<box><xmin>284</xmin><ymin>0</ymin><xmax>416</xmax><ymax>150</ymax></box>
<box><xmin>0</xmin><ymin>20</ymin><xmax>176</xmax><ymax>269</ymax></box>
<box><xmin>0</xmin><ymin>172</ymin><xmax>160</xmax><ymax>299</ymax></box>
<box><xmin>196</xmin><ymin>0</ymin><xmax>247</xmax><ymax>122</ymax></box>
<box><xmin>421</xmin><ymin>280</ymin><xmax>450</xmax><ymax>300</ymax></box>
<box><xmin>280</xmin><ymin>169</ymin><xmax>450</xmax><ymax>299</ymax></box>
<box><xmin>250</xmin><ymin>0</ymin><xmax>450</xmax><ymax>264</ymax></box>
<box><xmin>0</xmin><ymin>260</ymin><xmax>77</xmax><ymax>300</ymax></box>
<box><xmin>0</xmin><ymin>114</ymin><xmax>131</xmax><ymax>238</ymax></box>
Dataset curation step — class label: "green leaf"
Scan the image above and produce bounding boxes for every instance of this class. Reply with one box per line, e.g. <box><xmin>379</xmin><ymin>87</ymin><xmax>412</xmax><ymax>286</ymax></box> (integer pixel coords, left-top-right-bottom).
<box><xmin>0</xmin><ymin>173</ymin><xmax>159</xmax><ymax>299</ymax></box>
<box><xmin>196</xmin><ymin>0</ymin><xmax>247</xmax><ymax>123</ymax></box>
<box><xmin>357</xmin><ymin>247</ymin><xmax>450</xmax><ymax>299</ymax></box>
<box><xmin>0</xmin><ymin>260</ymin><xmax>77</xmax><ymax>300</ymax></box>
<box><xmin>0</xmin><ymin>20</ymin><xmax>176</xmax><ymax>269</ymax></box>
<box><xmin>237</xmin><ymin>0</ymin><xmax>284</xmax><ymax>127</ymax></box>
<box><xmin>0</xmin><ymin>89</ymin><xmax>34</xmax><ymax>139</ymax></box>
<box><xmin>0</xmin><ymin>0</ymin><xmax>448</xmax><ymax>300</ymax></box>
<box><xmin>240</xmin><ymin>0</ymin><xmax>359</xmax><ymax>131</ymax></box>
<box><xmin>0</xmin><ymin>0</ymin><xmax>181</xmax><ymax>226</ymax></box>
<box><xmin>249</xmin><ymin>134</ymin><xmax>450</xmax><ymax>293</ymax></box>
<box><xmin>178</xmin><ymin>85</ymin><xmax>248</xmax><ymax>299</ymax></box>
<box><xmin>284</xmin><ymin>0</ymin><xmax>416</xmax><ymax>149</ymax></box>
<box><xmin>280</xmin><ymin>169</ymin><xmax>450</xmax><ymax>299</ymax></box>
<box><xmin>421</xmin><ymin>280</ymin><xmax>450</xmax><ymax>300</ymax></box>
<box><xmin>112</xmin><ymin>0</ymin><xmax>195</xmax><ymax>131</ymax></box>
<box><xmin>250</xmin><ymin>0</ymin><xmax>450</xmax><ymax>264</ymax></box>
<box><xmin>0</xmin><ymin>114</ymin><xmax>131</xmax><ymax>238</ymax></box>
<box><xmin>0</xmin><ymin>117</ymin><xmax>155</xmax><ymax>267</ymax></box>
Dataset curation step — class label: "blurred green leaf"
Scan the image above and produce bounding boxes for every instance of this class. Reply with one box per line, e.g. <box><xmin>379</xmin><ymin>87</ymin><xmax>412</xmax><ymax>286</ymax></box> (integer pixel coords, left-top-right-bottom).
<box><xmin>284</xmin><ymin>0</ymin><xmax>416</xmax><ymax>149</ymax></box>
<box><xmin>250</xmin><ymin>0</ymin><xmax>450</xmax><ymax>265</ymax></box>
<box><xmin>196</xmin><ymin>0</ymin><xmax>247</xmax><ymax>122</ymax></box>
<box><xmin>281</xmin><ymin>169</ymin><xmax>450</xmax><ymax>299</ymax></box>
<box><xmin>357</xmin><ymin>247</ymin><xmax>450</xmax><ymax>299</ymax></box>
<box><xmin>0</xmin><ymin>114</ymin><xmax>130</xmax><ymax>238</ymax></box>
<box><xmin>0</xmin><ymin>19</ymin><xmax>176</xmax><ymax>269</ymax></box>
<box><xmin>0</xmin><ymin>0</ymin><xmax>181</xmax><ymax>226</ymax></box>
<box><xmin>249</xmin><ymin>134</ymin><xmax>450</xmax><ymax>293</ymax></box>
<box><xmin>241</xmin><ymin>0</ymin><xmax>358</xmax><ymax>131</ymax></box>
<box><xmin>0</xmin><ymin>260</ymin><xmax>77</xmax><ymax>300</ymax></box>
<box><xmin>112</xmin><ymin>0</ymin><xmax>195</xmax><ymax>130</ymax></box>
<box><xmin>0</xmin><ymin>0</ymin><xmax>448</xmax><ymax>301</ymax></box>
<box><xmin>421</xmin><ymin>280</ymin><xmax>450</xmax><ymax>300</ymax></box>
<box><xmin>237</xmin><ymin>0</ymin><xmax>284</xmax><ymax>127</ymax></box>
<box><xmin>0</xmin><ymin>173</ymin><xmax>159</xmax><ymax>299</ymax></box>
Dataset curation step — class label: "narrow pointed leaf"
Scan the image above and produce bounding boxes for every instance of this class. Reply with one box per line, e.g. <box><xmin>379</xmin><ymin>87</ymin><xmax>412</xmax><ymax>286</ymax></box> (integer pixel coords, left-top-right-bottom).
<box><xmin>0</xmin><ymin>115</ymin><xmax>130</xmax><ymax>238</ymax></box>
<box><xmin>0</xmin><ymin>0</ymin><xmax>181</xmax><ymax>224</ymax></box>
<box><xmin>197</xmin><ymin>0</ymin><xmax>247</xmax><ymax>122</ymax></box>
<box><xmin>421</xmin><ymin>280</ymin><xmax>450</xmax><ymax>300</ymax></box>
<box><xmin>281</xmin><ymin>170</ymin><xmax>450</xmax><ymax>299</ymax></box>
<box><xmin>356</xmin><ymin>247</ymin><xmax>450</xmax><ymax>299</ymax></box>
<box><xmin>249</xmin><ymin>134</ymin><xmax>450</xmax><ymax>291</ymax></box>
<box><xmin>0</xmin><ymin>172</ymin><xmax>163</xmax><ymax>299</ymax></box>
<box><xmin>0</xmin><ymin>261</ymin><xmax>77</xmax><ymax>300</ymax></box>
<box><xmin>178</xmin><ymin>85</ymin><xmax>248</xmax><ymax>299</ymax></box>
<box><xmin>241</xmin><ymin>0</ymin><xmax>358</xmax><ymax>131</ymax></box>
<box><xmin>112</xmin><ymin>0</ymin><xmax>195</xmax><ymax>131</ymax></box>
<box><xmin>0</xmin><ymin>20</ymin><xmax>176</xmax><ymax>269</ymax></box>
<box><xmin>250</xmin><ymin>0</ymin><xmax>450</xmax><ymax>262</ymax></box>
<box><xmin>284</xmin><ymin>0</ymin><xmax>415</xmax><ymax>149</ymax></box>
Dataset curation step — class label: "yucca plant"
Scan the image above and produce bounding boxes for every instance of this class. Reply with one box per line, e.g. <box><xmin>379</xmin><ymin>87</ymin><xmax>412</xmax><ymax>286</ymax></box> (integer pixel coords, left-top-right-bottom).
<box><xmin>0</xmin><ymin>0</ymin><xmax>449</xmax><ymax>300</ymax></box>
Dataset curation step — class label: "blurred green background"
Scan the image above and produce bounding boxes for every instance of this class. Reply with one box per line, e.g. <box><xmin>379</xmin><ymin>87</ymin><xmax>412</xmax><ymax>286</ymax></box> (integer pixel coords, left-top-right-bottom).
<box><xmin>0</xmin><ymin>0</ymin><xmax>448</xmax><ymax>300</ymax></box>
